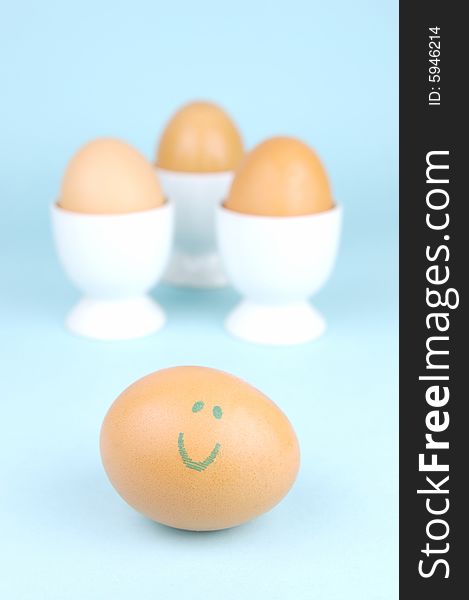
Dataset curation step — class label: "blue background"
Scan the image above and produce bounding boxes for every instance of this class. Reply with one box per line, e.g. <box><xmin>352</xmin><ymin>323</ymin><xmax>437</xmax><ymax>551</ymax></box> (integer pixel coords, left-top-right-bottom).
<box><xmin>0</xmin><ymin>1</ymin><xmax>398</xmax><ymax>598</ymax></box>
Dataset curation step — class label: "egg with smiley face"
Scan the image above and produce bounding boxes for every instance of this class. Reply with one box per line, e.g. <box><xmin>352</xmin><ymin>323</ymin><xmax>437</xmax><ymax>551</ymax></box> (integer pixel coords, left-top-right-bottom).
<box><xmin>100</xmin><ymin>366</ymin><xmax>300</xmax><ymax>531</ymax></box>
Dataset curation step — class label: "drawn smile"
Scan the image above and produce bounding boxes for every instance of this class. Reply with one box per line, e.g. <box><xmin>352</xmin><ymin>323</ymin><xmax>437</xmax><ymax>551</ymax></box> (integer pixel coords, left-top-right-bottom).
<box><xmin>178</xmin><ymin>432</ymin><xmax>221</xmax><ymax>472</ymax></box>
<box><xmin>177</xmin><ymin>401</ymin><xmax>223</xmax><ymax>472</ymax></box>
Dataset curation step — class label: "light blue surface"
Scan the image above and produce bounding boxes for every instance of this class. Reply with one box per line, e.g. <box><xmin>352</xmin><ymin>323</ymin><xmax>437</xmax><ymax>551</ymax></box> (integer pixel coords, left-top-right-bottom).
<box><xmin>0</xmin><ymin>1</ymin><xmax>398</xmax><ymax>599</ymax></box>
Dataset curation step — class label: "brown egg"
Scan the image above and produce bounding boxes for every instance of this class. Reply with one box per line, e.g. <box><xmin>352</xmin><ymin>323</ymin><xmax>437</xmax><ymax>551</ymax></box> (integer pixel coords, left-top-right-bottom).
<box><xmin>156</xmin><ymin>101</ymin><xmax>244</xmax><ymax>173</ymax></box>
<box><xmin>59</xmin><ymin>138</ymin><xmax>165</xmax><ymax>214</ymax></box>
<box><xmin>100</xmin><ymin>366</ymin><xmax>300</xmax><ymax>531</ymax></box>
<box><xmin>225</xmin><ymin>136</ymin><xmax>334</xmax><ymax>216</ymax></box>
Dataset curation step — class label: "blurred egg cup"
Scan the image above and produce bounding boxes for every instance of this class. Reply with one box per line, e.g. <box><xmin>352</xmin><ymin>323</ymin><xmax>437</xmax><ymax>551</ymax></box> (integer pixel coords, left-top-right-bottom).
<box><xmin>51</xmin><ymin>202</ymin><xmax>173</xmax><ymax>340</ymax></box>
<box><xmin>156</xmin><ymin>169</ymin><xmax>233</xmax><ymax>288</ymax></box>
<box><xmin>216</xmin><ymin>204</ymin><xmax>342</xmax><ymax>345</ymax></box>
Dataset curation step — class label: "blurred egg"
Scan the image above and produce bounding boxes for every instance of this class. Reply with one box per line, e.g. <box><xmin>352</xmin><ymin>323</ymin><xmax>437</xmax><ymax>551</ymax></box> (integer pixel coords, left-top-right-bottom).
<box><xmin>100</xmin><ymin>366</ymin><xmax>300</xmax><ymax>531</ymax></box>
<box><xmin>225</xmin><ymin>136</ymin><xmax>334</xmax><ymax>216</ymax></box>
<box><xmin>156</xmin><ymin>101</ymin><xmax>244</xmax><ymax>173</ymax></box>
<box><xmin>59</xmin><ymin>138</ymin><xmax>165</xmax><ymax>214</ymax></box>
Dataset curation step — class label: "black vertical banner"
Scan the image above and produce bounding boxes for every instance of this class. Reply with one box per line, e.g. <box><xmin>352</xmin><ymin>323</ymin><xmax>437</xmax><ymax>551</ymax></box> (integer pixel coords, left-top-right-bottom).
<box><xmin>400</xmin><ymin>2</ymin><xmax>466</xmax><ymax>598</ymax></box>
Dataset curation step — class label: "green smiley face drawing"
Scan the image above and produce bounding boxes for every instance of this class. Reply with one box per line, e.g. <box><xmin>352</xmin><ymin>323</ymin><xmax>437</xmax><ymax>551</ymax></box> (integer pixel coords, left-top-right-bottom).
<box><xmin>178</xmin><ymin>401</ymin><xmax>223</xmax><ymax>472</ymax></box>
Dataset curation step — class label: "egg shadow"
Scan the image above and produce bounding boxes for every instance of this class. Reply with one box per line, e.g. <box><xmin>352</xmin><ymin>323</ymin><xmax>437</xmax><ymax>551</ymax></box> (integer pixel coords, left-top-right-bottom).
<box><xmin>34</xmin><ymin>453</ymin><xmax>258</xmax><ymax>544</ymax></box>
<box><xmin>137</xmin><ymin>512</ymin><xmax>258</xmax><ymax>544</ymax></box>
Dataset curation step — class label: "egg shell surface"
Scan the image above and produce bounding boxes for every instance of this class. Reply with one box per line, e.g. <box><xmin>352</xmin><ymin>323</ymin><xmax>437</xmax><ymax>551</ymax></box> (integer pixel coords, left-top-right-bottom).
<box><xmin>59</xmin><ymin>138</ymin><xmax>165</xmax><ymax>214</ymax></box>
<box><xmin>100</xmin><ymin>366</ymin><xmax>300</xmax><ymax>531</ymax></box>
<box><xmin>156</xmin><ymin>101</ymin><xmax>244</xmax><ymax>173</ymax></box>
<box><xmin>225</xmin><ymin>136</ymin><xmax>334</xmax><ymax>216</ymax></box>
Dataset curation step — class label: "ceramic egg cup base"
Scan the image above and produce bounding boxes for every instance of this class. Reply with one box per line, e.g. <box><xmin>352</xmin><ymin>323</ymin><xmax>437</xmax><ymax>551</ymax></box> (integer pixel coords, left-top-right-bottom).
<box><xmin>65</xmin><ymin>295</ymin><xmax>166</xmax><ymax>341</ymax></box>
<box><xmin>225</xmin><ymin>300</ymin><xmax>326</xmax><ymax>345</ymax></box>
<box><xmin>163</xmin><ymin>251</ymin><xmax>228</xmax><ymax>288</ymax></box>
<box><xmin>156</xmin><ymin>169</ymin><xmax>233</xmax><ymax>289</ymax></box>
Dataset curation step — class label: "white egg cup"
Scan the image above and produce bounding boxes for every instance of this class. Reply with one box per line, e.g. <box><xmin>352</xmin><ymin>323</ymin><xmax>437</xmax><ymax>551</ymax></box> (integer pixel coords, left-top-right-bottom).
<box><xmin>156</xmin><ymin>169</ymin><xmax>234</xmax><ymax>288</ymax></box>
<box><xmin>216</xmin><ymin>205</ymin><xmax>342</xmax><ymax>345</ymax></box>
<box><xmin>51</xmin><ymin>202</ymin><xmax>173</xmax><ymax>340</ymax></box>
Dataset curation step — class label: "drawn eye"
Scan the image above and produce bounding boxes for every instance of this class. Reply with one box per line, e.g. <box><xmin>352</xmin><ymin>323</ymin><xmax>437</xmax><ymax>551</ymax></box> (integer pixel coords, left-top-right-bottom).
<box><xmin>213</xmin><ymin>406</ymin><xmax>223</xmax><ymax>420</ymax></box>
<box><xmin>192</xmin><ymin>401</ymin><xmax>204</xmax><ymax>413</ymax></box>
